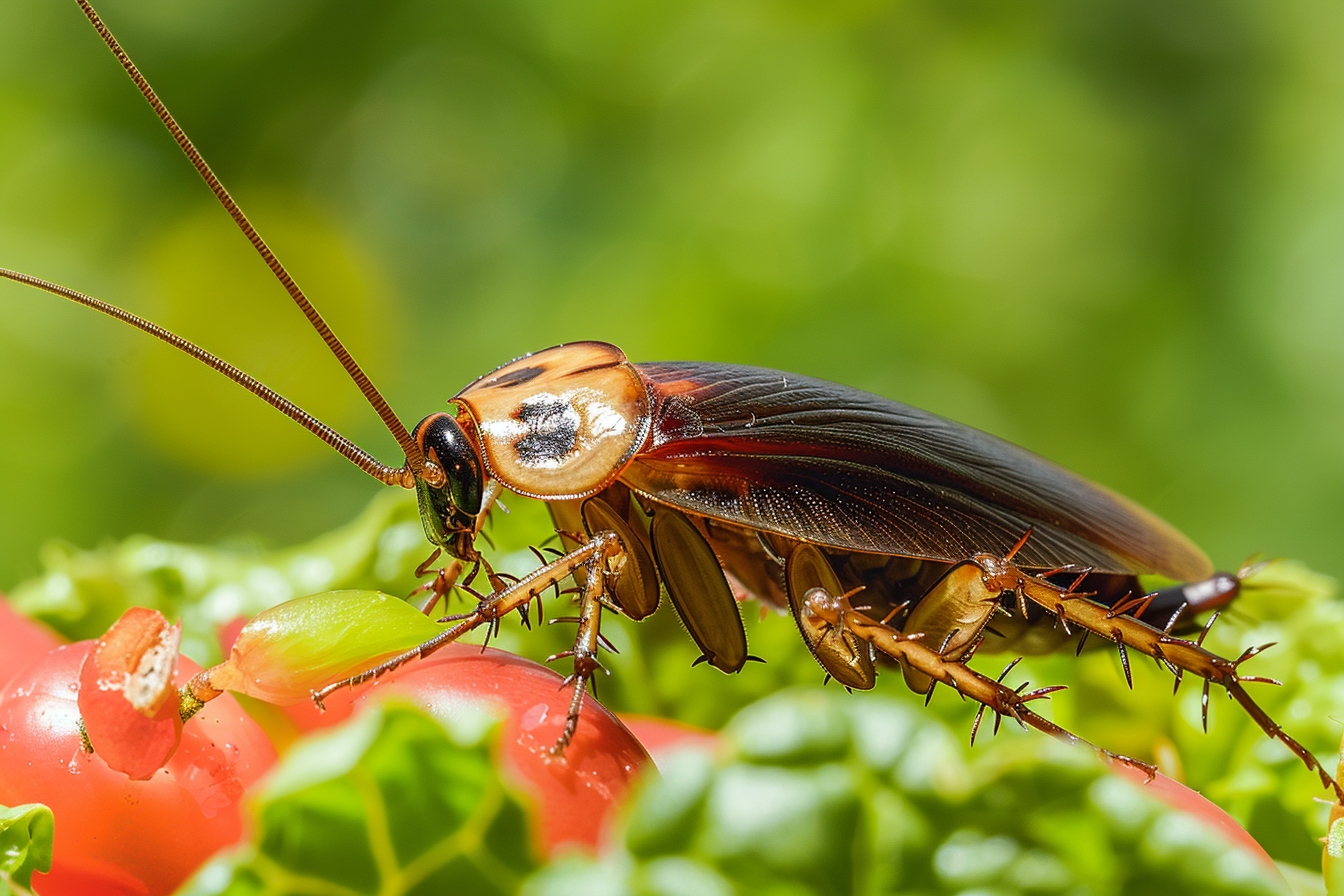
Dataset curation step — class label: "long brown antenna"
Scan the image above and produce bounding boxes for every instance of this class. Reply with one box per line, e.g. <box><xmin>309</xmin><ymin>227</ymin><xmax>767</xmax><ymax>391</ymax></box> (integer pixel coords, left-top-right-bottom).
<box><xmin>0</xmin><ymin>268</ymin><xmax>419</xmax><ymax>488</ymax></box>
<box><xmin>73</xmin><ymin>0</ymin><xmax>440</xmax><ymax>486</ymax></box>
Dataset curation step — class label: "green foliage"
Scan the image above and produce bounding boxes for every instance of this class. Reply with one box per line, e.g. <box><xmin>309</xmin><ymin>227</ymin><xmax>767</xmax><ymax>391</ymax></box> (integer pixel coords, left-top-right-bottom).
<box><xmin>6</xmin><ymin>492</ymin><xmax>427</xmax><ymax>664</ymax></box>
<box><xmin>177</xmin><ymin>703</ymin><xmax>538</xmax><ymax>896</ymax></box>
<box><xmin>172</xmin><ymin>689</ymin><xmax>1298</xmax><ymax>896</ymax></box>
<box><xmin>531</xmin><ymin>690</ymin><xmax>1292</xmax><ymax>896</ymax></box>
<box><xmin>0</xmin><ymin>804</ymin><xmax>53</xmax><ymax>896</ymax></box>
<box><xmin>6</xmin><ymin>491</ymin><xmax>1344</xmax><ymax>879</ymax></box>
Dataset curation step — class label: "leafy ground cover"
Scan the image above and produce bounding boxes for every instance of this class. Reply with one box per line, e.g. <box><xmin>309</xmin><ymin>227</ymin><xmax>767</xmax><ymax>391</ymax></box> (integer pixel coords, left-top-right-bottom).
<box><xmin>3</xmin><ymin>491</ymin><xmax>1342</xmax><ymax>895</ymax></box>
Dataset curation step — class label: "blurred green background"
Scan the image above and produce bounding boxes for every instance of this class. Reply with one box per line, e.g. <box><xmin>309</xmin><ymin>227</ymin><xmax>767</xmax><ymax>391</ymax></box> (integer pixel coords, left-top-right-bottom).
<box><xmin>0</xmin><ymin>0</ymin><xmax>1340</xmax><ymax>589</ymax></box>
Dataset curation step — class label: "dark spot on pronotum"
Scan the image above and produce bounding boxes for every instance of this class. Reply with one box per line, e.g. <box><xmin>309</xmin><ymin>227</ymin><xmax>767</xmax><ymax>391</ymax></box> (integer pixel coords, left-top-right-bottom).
<box><xmin>492</xmin><ymin>365</ymin><xmax>546</xmax><ymax>388</ymax></box>
<box><xmin>514</xmin><ymin>394</ymin><xmax>580</xmax><ymax>462</ymax></box>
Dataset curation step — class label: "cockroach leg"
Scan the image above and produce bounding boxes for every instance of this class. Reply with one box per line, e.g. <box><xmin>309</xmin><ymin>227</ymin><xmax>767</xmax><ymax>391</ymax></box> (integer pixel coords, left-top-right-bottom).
<box><xmin>802</xmin><ymin>586</ymin><xmax>1155</xmax><ymax>778</ymax></box>
<box><xmin>550</xmin><ymin>554</ymin><xmax>610</xmax><ymax>757</ymax></box>
<box><xmin>512</xmin><ymin>529</ymin><xmax>624</xmax><ymax>756</ymax></box>
<box><xmin>1149</xmin><ymin>641</ymin><xmax>1179</xmax><ymax>677</ymax></box>
<box><xmin>475</xmin><ymin>481</ymin><xmax>504</xmax><ymax>535</ymax></box>
<box><xmin>414</xmin><ymin>548</ymin><xmax>443</xmax><ymax>579</ymax></box>
<box><xmin>1053</xmin><ymin>605</ymin><xmax>1072</xmax><ymax>635</ymax></box>
<box><xmin>307</xmin><ymin>532</ymin><xmax>623</xmax><ymax>715</ymax></box>
<box><xmin>1004</xmin><ymin>527</ymin><xmax>1034</xmax><ymax>561</ymax></box>
<box><xmin>1065</xmin><ymin>568</ymin><xmax>1093</xmax><ymax>595</ymax></box>
<box><xmin>1106</xmin><ymin>590</ymin><xmax>1159</xmax><ymax>621</ymax></box>
<box><xmin>460</xmin><ymin>557</ymin><xmax>484</xmax><ymax>589</ymax></box>
<box><xmin>971</xmin><ymin>657</ymin><xmax>1026</xmax><ymax>747</ymax></box>
<box><xmin>1115</xmin><ymin>636</ymin><xmax>1133</xmax><ymax>689</ymax></box>
<box><xmin>553</xmin><ymin>528</ymin><xmax>587</xmax><ymax>546</ymax></box>
<box><xmin>409</xmin><ymin>549</ymin><xmax>465</xmax><ymax>615</ymax></box>
<box><xmin>409</xmin><ymin>485</ymin><xmax>511</xmax><ymax>614</ymax></box>
<box><xmin>972</xmin><ymin>552</ymin><xmax>1344</xmax><ymax>800</ymax></box>
<box><xmin>1162</xmin><ymin>601</ymin><xmax>1189</xmax><ymax>635</ymax></box>
<box><xmin>879</xmin><ymin>601</ymin><xmax>909</xmax><ymax>626</ymax></box>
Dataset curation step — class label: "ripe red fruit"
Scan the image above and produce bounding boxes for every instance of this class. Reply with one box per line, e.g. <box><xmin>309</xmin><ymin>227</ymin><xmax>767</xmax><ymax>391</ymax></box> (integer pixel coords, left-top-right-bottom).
<box><xmin>204</xmin><ymin>591</ymin><xmax>651</xmax><ymax>854</ymax></box>
<box><xmin>312</xmin><ymin>643</ymin><xmax>651</xmax><ymax>855</ymax></box>
<box><xmin>1106</xmin><ymin>760</ymin><xmax>1278</xmax><ymax>871</ymax></box>
<box><xmin>0</xmin><ymin>642</ymin><xmax>276</xmax><ymax>896</ymax></box>
<box><xmin>617</xmin><ymin>714</ymin><xmax>719</xmax><ymax>769</ymax></box>
<box><xmin>0</xmin><ymin>596</ymin><xmax>62</xmax><ymax>688</ymax></box>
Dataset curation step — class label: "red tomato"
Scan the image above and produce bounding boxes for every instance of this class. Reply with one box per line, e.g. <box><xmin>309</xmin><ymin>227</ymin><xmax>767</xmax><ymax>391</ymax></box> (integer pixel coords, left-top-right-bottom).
<box><xmin>311</xmin><ymin>643</ymin><xmax>650</xmax><ymax>856</ymax></box>
<box><xmin>0</xmin><ymin>642</ymin><xmax>277</xmax><ymax>896</ymax></box>
<box><xmin>618</xmin><ymin>714</ymin><xmax>720</xmax><ymax>769</ymax></box>
<box><xmin>0</xmin><ymin>596</ymin><xmax>62</xmax><ymax>688</ymax></box>
<box><xmin>1107</xmin><ymin>761</ymin><xmax>1279</xmax><ymax>872</ymax></box>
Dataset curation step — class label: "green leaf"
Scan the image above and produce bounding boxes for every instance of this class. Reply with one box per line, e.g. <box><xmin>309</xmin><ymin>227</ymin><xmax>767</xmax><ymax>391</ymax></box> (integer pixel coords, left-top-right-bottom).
<box><xmin>9</xmin><ymin>488</ymin><xmax>1343</xmax><ymax>875</ymax></box>
<box><xmin>8</xmin><ymin>492</ymin><xmax>428</xmax><ymax>664</ymax></box>
<box><xmin>0</xmin><ymin>804</ymin><xmax>53</xmax><ymax>896</ymax></box>
<box><xmin>177</xmin><ymin>703</ymin><xmax>538</xmax><ymax>896</ymax></box>
<box><xmin>529</xmin><ymin>690</ymin><xmax>1296</xmax><ymax>896</ymax></box>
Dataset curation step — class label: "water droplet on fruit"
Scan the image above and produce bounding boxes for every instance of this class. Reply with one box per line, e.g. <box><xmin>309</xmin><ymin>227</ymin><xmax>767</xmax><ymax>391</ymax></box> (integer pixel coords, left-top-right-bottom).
<box><xmin>519</xmin><ymin>702</ymin><xmax>548</xmax><ymax>731</ymax></box>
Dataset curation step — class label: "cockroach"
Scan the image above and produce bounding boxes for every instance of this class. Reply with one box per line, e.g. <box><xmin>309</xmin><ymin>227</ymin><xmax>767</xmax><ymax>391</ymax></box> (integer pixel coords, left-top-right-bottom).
<box><xmin>4</xmin><ymin>0</ymin><xmax>1338</xmax><ymax>798</ymax></box>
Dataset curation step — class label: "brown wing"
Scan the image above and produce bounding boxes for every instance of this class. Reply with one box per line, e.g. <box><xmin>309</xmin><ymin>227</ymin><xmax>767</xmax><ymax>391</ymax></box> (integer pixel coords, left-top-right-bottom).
<box><xmin>621</xmin><ymin>362</ymin><xmax>1211</xmax><ymax>580</ymax></box>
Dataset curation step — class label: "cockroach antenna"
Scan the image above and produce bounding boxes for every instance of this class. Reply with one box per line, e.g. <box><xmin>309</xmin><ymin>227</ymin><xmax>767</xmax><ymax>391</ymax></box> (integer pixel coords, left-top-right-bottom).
<box><xmin>0</xmin><ymin>0</ymin><xmax>444</xmax><ymax>490</ymax></box>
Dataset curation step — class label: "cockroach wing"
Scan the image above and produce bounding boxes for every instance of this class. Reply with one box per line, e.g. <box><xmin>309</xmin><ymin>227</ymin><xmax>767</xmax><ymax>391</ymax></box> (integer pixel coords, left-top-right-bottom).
<box><xmin>623</xmin><ymin>362</ymin><xmax>1211</xmax><ymax>581</ymax></box>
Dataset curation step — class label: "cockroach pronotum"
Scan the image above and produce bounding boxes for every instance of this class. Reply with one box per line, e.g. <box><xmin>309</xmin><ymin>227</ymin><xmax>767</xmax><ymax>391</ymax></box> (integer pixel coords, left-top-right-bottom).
<box><xmin>4</xmin><ymin>0</ymin><xmax>1339</xmax><ymax>799</ymax></box>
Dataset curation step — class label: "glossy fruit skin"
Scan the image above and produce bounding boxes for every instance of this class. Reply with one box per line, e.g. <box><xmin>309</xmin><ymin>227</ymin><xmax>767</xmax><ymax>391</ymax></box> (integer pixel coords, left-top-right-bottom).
<box><xmin>0</xmin><ymin>642</ymin><xmax>276</xmax><ymax>896</ymax></box>
<box><xmin>1106</xmin><ymin>762</ymin><xmax>1278</xmax><ymax>872</ymax></box>
<box><xmin>303</xmin><ymin>643</ymin><xmax>650</xmax><ymax>855</ymax></box>
<box><xmin>0</xmin><ymin>596</ymin><xmax>62</xmax><ymax>688</ymax></box>
<box><xmin>617</xmin><ymin>714</ymin><xmax>719</xmax><ymax>770</ymax></box>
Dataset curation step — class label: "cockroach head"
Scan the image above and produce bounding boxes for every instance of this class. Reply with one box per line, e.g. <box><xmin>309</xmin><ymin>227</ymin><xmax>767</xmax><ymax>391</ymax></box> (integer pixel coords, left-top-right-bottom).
<box><xmin>412</xmin><ymin>412</ymin><xmax>484</xmax><ymax>557</ymax></box>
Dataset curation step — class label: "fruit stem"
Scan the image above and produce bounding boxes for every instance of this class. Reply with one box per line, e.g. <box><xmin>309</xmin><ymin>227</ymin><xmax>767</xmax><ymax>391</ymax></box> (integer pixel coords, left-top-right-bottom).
<box><xmin>178</xmin><ymin>670</ymin><xmax>222</xmax><ymax>722</ymax></box>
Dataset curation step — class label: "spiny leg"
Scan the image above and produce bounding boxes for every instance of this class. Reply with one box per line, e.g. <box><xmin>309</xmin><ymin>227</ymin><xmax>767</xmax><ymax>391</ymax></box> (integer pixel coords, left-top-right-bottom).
<box><xmin>408</xmin><ymin>482</ymin><xmax>509</xmax><ymax>614</ymax></box>
<box><xmin>409</xmin><ymin>549</ymin><xmax>465</xmax><ymax>614</ymax></box>
<box><xmin>801</xmin><ymin>586</ymin><xmax>1150</xmax><ymax>775</ymax></box>
<box><xmin>545</xmin><ymin>552</ymin><xmax>612</xmax><ymax>756</ymax></box>
<box><xmin>972</xmin><ymin>550</ymin><xmax>1343</xmax><ymax>800</ymax></box>
<box><xmin>305</xmin><ymin>532</ymin><xmax>623</xmax><ymax>709</ymax></box>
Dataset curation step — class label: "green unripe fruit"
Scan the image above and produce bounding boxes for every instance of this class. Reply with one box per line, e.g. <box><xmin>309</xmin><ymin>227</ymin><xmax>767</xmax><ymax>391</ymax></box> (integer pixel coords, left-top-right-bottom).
<box><xmin>205</xmin><ymin>590</ymin><xmax>445</xmax><ymax>705</ymax></box>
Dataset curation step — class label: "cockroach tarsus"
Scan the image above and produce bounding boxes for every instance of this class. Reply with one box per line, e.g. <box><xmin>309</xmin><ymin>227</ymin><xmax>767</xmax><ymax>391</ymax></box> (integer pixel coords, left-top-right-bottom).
<box><xmin>6</xmin><ymin>0</ymin><xmax>1340</xmax><ymax>799</ymax></box>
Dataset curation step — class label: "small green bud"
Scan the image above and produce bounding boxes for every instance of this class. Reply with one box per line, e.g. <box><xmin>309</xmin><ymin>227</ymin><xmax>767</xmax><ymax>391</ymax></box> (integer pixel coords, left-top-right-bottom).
<box><xmin>205</xmin><ymin>590</ymin><xmax>445</xmax><ymax>705</ymax></box>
